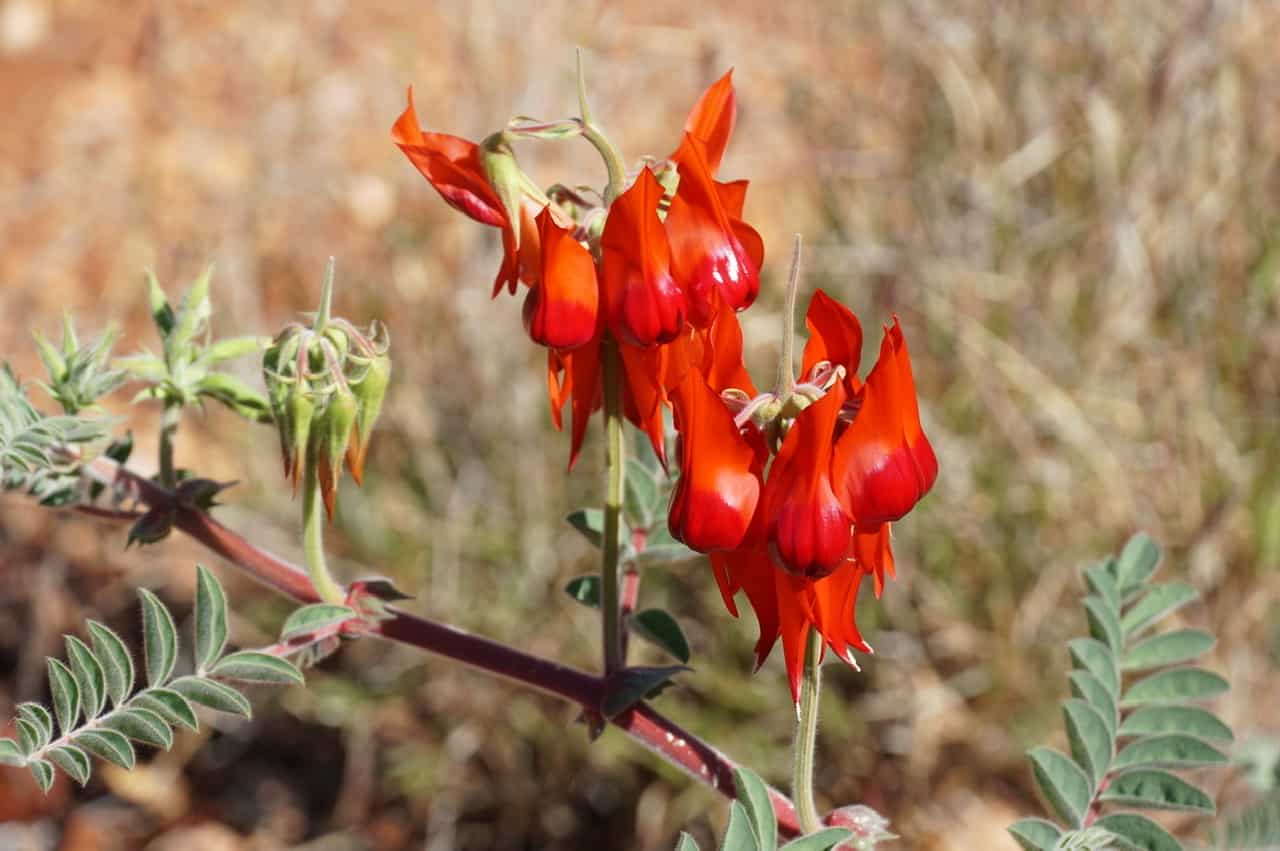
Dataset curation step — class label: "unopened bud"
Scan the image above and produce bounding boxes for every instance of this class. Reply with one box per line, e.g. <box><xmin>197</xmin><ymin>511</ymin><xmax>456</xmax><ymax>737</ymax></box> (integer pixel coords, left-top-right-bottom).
<box><xmin>346</xmin><ymin>352</ymin><xmax>390</xmax><ymax>485</ymax></box>
<box><xmin>315</xmin><ymin>387</ymin><xmax>358</xmax><ymax>520</ymax></box>
<box><xmin>481</xmin><ymin>132</ymin><xmax>527</xmax><ymax>250</ymax></box>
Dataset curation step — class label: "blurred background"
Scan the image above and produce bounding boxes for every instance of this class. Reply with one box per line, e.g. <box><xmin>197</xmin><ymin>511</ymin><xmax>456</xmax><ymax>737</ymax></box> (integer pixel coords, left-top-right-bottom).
<box><xmin>2</xmin><ymin>0</ymin><xmax>1279</xmax><ymax>848</ymax></box>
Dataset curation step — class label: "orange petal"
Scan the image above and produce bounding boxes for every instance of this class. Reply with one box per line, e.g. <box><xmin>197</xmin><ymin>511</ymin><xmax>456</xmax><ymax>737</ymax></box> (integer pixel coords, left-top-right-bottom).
<box><xmin>800</xmin><ymin>289</ymin><xmax>864</xmax><ymax>383</ymax></box>
<box><xmin>601</xmin><ymin>169</ymin><xmax>685</xmax><ymax>346</ymax></box>
<box><xmin>683</xmin><ymin>70</ymin><xmax>737</xmax><ymax>174</ymax></box>
<box><xmin>524</xmin><ymin>207</ymin><xmax>598</xmax><ymax>349</ymax></box>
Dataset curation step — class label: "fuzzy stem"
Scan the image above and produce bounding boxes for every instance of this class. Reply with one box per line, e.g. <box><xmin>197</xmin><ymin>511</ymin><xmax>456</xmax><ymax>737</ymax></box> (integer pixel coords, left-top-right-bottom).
<box><xmin>792</xmin><ymin>626</ymin><xmax>824</xmax><ymax>833</ymax></box>
<box><xmin>302</xmin><ymin>455</ymin><xmax>345</xmax><ymax>605</ymax></box>
<box><xmin>775</xmin><ymin>234</ymin><xmax>804</xmax><ymax>398</ymax></box>
<box><xmin>315</xmin><ymin>257</ymin><xmax>336</xmax><ymax>330</ymax></box>
<box><xmin>157</xmin><ymin>401</ymin><xmax>181</xmax><ymax>489</ymax></box>
<box><xmin>601</xmin><ymin>337</ymin><xmax>627</xmax><ymax>675</ymax></box>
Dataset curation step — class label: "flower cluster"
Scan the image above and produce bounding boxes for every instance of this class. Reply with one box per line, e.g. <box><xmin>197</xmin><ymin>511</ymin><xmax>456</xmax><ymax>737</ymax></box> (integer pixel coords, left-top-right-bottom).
<box><xmin>392</xmin><ymin>70</ymin><xmax>936</xmax><ymax>699</ymax></box>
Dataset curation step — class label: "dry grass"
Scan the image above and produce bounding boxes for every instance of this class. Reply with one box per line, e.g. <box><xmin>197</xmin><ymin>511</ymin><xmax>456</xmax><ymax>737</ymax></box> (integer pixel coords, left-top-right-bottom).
<box><xmin>1</xmin><ymin>0</ymin><xmax>1279</xmax><ymax>848</ymax></box>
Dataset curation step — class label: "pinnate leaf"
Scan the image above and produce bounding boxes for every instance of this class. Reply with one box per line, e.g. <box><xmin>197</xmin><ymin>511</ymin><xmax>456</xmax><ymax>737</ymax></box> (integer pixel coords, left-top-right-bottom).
<box><xmin>16</xmin><ymin>703</ymin><xmax>52</xmax><ymax>746</ymax></box>
<box><xmin>1028</xmin><ymin>746</ymin><xmax>1091</xmax><ymax>828</ymax></box>
<box><xmin>1063</xmin><ymin>699</ymin><xmax>1112</xmax><ymax>786</ymax></box>
<box><xmin>281</xmin><ymin>603</ymin><xmax>357</xmax><ymax>640</ymax></box>
<box><xmin>104</xmin><ymin>708</ymin><xmax>174</xmax><ymax>750</ymax></box>
<box><xmin>1121</xmin><ymin>667</ymin><xmax>1228</xmax><ymax>706</ymax></box>
<box><xmin>194</xmin><ymin>565</ymin><xmax>229</xmax><ymax>672</ymax></box>
<box><xmin>1114</xmin><ymin>533</ymin><xmax>1161</xmax><ymax>591</ymax></box>
<box><xmin>87</xmin><ymin>621</ymin><xmax>134</xmax><ymax>708</ymax></box>
<box><xmin>1007</xmin><ymin>817</ymin><xmax>1063</xmax><ymax>851</ymax></box>
<box><xmin>1069</xmin><ymin>671</ymin><xmax>1118</xmax><ymax>739</ymax></box>
<box><xmin>719</xmin><ymin>800</ymin><xmax>759</xmax><ymax>851</ymax></box>
<box><xmin>732</xmin><ymin>767</ymin><xmax>777</xmax><ymax>851</ymax></box>
<box><xmin>171</xmin><ymin>676</ymin><xmax>252</xmax><ymax>717</ymax></box>
<box><xmin>47</xmin><ymin>658</ymin><xmax>80</xmax><ymax>735</ymax></box>
<box><xmin>1113</xmin><ymin>734</ymin><xmax>1227</xmax><ymax>771</ymax></box>
<box><xmin>1100</xmin><ymin>769</ymin><xmax>1214</xmax><ymax>813</ymax></box>
<box><xmin>65</xmin><ymin>636</ymin><xmax>106</xmax><ymax>719</ymax></box>
<box><xmin>28</xmin><ymin>758</ymin><xmax>55</xmax><ymax>793</ymax></box>
<box><xmin>133</xmin><ymin>688</ymin><xmax>199</xmax><ymax>730</ymax></box>
<box><xmin>210</xmin><ymin>651</ymin><xmax>304</xmax><ymax>685</ymax></box>
<box><xmin>48</xmin><ymin>745</ymin><xmax>90</xmax><ymax>786</ymax></box>
<box><xmin>1122</xmin><ymin>583</ymin><xmax>1197</xmax><ymax>639</ymax></box>
<box><xmin>139</xmin><ymin>589</ymin><xmax>178</xmax><ymax>687</ymax></box>
<box><xmin>1122</xmin><ymin>630</ymin><xmax>1215</xmax><ymax>671</ymax></box>
<box><xmin>1093</xmin><ymin>813</ymin><xmax>1182</xmax><ymax>851</ymax></box>
<box><xmin>1118</xmin><ymin>706</ymin><xmax>1233</xmax><ymax>743</ymax></box>
<box><xmin>1068</xmin><ymin>638</ymin><xmax>1119</xmax><ymax>697</ymax></box>
<box><xmin>76</xmin><ymin>729</ymin><xmax>136</xmax><ymax>770</ymax></box>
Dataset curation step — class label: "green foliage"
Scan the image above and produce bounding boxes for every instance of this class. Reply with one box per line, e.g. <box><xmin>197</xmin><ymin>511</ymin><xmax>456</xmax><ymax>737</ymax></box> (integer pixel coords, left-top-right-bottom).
<box><xmin>0</xmin><ymin>566</ymin><xmax>302</xmax><ymax>793</ymax></box>
<box><xmin>1010</xmin><ymin>534</ymin><xmax>1233</xmax><ymax>851</ymax></box>
<box><xmin>32</xmin><ymin>314</ymin><xmax>127</xmax><ymax>415</ymax></box>
<box><xmin>117</xmin><ymin>267</ymin><xmax>270</xmax><ymax>421</ymax></box>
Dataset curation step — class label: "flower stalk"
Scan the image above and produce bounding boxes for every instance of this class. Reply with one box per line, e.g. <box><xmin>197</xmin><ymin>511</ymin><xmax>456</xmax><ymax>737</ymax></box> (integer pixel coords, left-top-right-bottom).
<box><xmin>792</xmin><ymin>626</ymin><xmax>824</xmax><ymax>834</ymax></box>
<box><xmin>302</xmin><ymin>454</ymin><xmax>346</xmax><ymax>605</ymax></box>
<box><xmin>600</xmin><ymin>337</ymin><xmax>627</xmax><ymax>675</ymax></box>
<box><xmin>157</xmin><ymin>400</ymin><xmax>181</xmax><ymax>489</ymax></box>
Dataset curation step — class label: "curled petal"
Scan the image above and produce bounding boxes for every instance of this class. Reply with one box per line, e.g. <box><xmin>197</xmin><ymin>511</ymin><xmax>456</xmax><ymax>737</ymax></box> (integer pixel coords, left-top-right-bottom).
<box><xmin>683</xmin><ymin>69</ymin><xmax>737</xmax><ymax>174</ymax></box>
<box><xmin>547</xmin><ymin>337</ymin><xmax>603</xmax><ymax>470</ymax></box>
<box><xmin>833</xmin><ymin>318</ymin><xmax>938</xmax><ymax>526</ymax></box>
<box><xmin>602</xmin><ymin>169</ymin><xmax>685</xmax><ymax>346</ymax></box>
<box><xmin>800</xmin><ymin>289</ymin><xmax>863</xmax><ymax>386</ymax></box>
<box><xmin>523</xmin><ymin>208</ymin><xmax>598</xmax><ymax>350</ymax></box>
<box><xmin>852</xmin><ymin>523</ymin><xmax>896</xmax><ymax>598</ymax></box>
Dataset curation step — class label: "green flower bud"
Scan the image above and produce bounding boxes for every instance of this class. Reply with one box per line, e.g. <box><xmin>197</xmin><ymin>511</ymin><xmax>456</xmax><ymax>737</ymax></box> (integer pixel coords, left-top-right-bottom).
<box><xmin>285</xmin><ymin>383</ymin><xmax>316</xmax><ymax>493</ymax></box>
<box><xmin>315</xmin><ymin>386</ymin><xmax>358</xmax><ymax>520</ymax></box>
<box><xmin>346</xmin><ymin>352</ymin><xmax>390</xmax><ymax>485</ymax></box>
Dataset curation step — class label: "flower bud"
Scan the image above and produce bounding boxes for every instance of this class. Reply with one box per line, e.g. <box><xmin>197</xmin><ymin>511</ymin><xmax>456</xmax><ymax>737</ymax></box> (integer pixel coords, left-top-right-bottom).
<box><xmin>315</xmin><ymin>386</ymin><xmax>358</xmax><ymax>520</ymax></box>
<box><xmin>346</xmin><ymin>352</ymin><xmax>390</xmax><ymax>485</ymax></box>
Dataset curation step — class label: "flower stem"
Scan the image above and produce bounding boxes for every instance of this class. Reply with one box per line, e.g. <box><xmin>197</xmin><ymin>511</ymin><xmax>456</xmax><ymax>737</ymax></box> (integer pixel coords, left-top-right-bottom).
<box><xmin>600</xmin><ymin>337</ymin><xmax>627</xmax><ymax>675</ymax></box>
<box><xmin>315</xmin><ymin>257</ymin><xmax>336</xmax><ymax>330</ymax></box>
<box><xmin>158</xmin><ymin>401</ymin><xmax>181</xmax><ymax>489</ymax></box>
<box><xmin>575</xmin><ymin>51</ymin><xmax>627</xmax><ymax>204</ymax></box>
<box><xmin>775</xmin><ymin>234</ymin><xmax>804</xmax><ymax>399</ymax></box>
<box><xmin>302</xmin><ymin>455</ymin><xmax>345</xmax><ymax>605</ymax></box>
<box><xmin>792</xmin><ymin>625</ymin><xmax>824</xmax><ymax>834</ymax></box>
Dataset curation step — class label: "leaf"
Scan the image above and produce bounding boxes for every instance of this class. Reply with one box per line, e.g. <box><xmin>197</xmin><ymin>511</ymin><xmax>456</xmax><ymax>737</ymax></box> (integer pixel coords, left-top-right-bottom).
<box><xmin>28</xmin><ymin>758</ymin><xmax>55</xmax><ymax>793</ymax></box>
<box><xmin>47</xmin><ymin>658</ymin><xmax>81</xmax><ymax>735</ymax></box>
<box><xmin>1028</xmin><ymin>746</ymin><xmax>1091</xmax><ymax>828</ymax></box>
<box><xmin>210</xmin><ymin>651</ymin><xmax>304</xmax><ymax>685</ymax></box>
<box><xmin>104</xmin><ymin>708</ymin><xmax>174</xmax><ymax>750</ymax></box>
<box><xmin>719</xmin><ymin>800</ymin><xmax>760</xmax><ymax>851</ymax></box>
<box><xmin>628</xmin><ymin>609</ymin><xmax>691</xmax><ymax>664</ymax></box>
<box><xmin>0</xmin><ymin>738</ymin><xmax>23</xmax><ymax>766</ymax></box>
<box><xmin>281</xmin><ymin>604</ymin><xmax>357</xmax><ymax>640</ymax></box>
<box><xmin>171</xmin><ymin>676</ymin><xmax>252</xmax><ymax>717</ymax></box>
<box><xmin>48</xmin><ymin>745</ymin><xmax>91</xmax><ymax>786</ymax></box>
<box><xmin>1112</xmin><ymin>734</ymin><xmax>1228</xmax><ymax>771</ymax></box>
<box><xmin>601</xmin><ymin>665</ymin><xmax>689</xmax><ymax>719</ymax></box>
<box><xmin>1069</xmin><ymin>672</ymin><xmax>1118</xmax><ymax>740</ymax></box>
<box><xmin>201</xmin><ymin>335</ymin><xmax>265</xmax><ymax>364</ymax></box>
<box><xmin>1063</xmin><ymin>699</ymin><xmax>1113</xmax><ymax>787</ymax></box>
<box><xmin>1068</xmin><ymin>638</ymin><xmax>1119</xmax><ymax>697</ymax></box>
<box><xmin>625</xmin><ymin>458</ymin><xmax>660</xmax><ymax>525</ymax></box>
<box><xmin>733</xmin><ymin>767</ymin><xmax>777</xmax><ymax>851</ymax></box>
<box><xmin>146</xmin><ymin>270</ymin><xmax>175</xmax><ymax>337</ymax></box>
<box><xmin>1007</xmin><ymin>818</ymin><xmax>1064</xmax><ymax>851</ymax></box>
<box><xmin>1121</xmin><ymin>583</ymin><xmax>1198</xmax><ymax>639</ymax></box>
<box><xmin>1084</xmin><ymin>596</ymin><xmax>1123</xmax><ymax>654</ymax></box>
<box><xmin>1093</xmin><ymin>813</ymin><xmax>1182</xmax><ymax>851</ymax></box>
<box><xmin>564</xmin><ymin>575</ymin><xmax>601</xmax><ymax>608</ymax></box>
<box><xmin>194</xmin><ymin>565</ymin><xmax>229</xmax><ymax>673</ymax></box>
<box><xmin>1115</xmin><ymin>533</ymin><xmax>1161</xmax><ymax>592</ymax></box>
<box><xmin>127</xmin><ymin>507</ymin><xmax>175</xmax><ymax>547</ymax></box>
<box><xmin>133</xmin><ymin>688</ymin><xmax>199</xmax><ymax>731</ymax></box>
<box><xmin>16</xmin><ymin>703</ymin><xmax>53</xmax><ymax>747</ymax></box>
<box><xmin>1121</xmin><ymin>667</ymin><xmax>1229</xmax><ymax>706</ymax></box>
<box><xmin>65</xmin><ymin>636</ymin><xmax>106</xmax><ymax>719</ymax></box>
<box><xmin>777</xmin><ymin>829</ymin><xmax>854</xmax><ymax>851</ymax></box>
<box><xmin>566</xmin><ymin>508</ymin><xmax>606</xmax><ymax>549</ymax></box>
<box><xmin>197</xmin><ymin>373</ymin><xmax>270</xmax><ymax>419</ymax></box>
<box><xmin>87</xmin><ymin>621</ymin><xmax>135</xmax><ymax>708</ymax></box>
<box><xmin>16</xmin><ymin>718</ymin><xmax>42</xmax><ymax>755</ymax></box>
<box><xmin>75</xmin><ymin>729</ymin><xmax>136</xmax><ymax>770</ymax></box>
<box><xmin>1100</xmin><ymin>770</ymin><xmax>1214</xmax><ymax>813</ymax></box>
<box><xmin>1085</xmin><ymin>562</ymin><xmax>1121</xmax><ymax>613</ymax></box>
<box><xmin>1118</xmin><ymin>706</ymin><xmax>1233</xmax><ymax>743</ymax></box>
<box><xmin>170</xmin><ymin>264</ymin><xmax>213</xmax><ymax>353</ymax></box>
<box><xmin>139</xmin><ymin>589</ymin><xmax>178</xmax><ymax>687</ymax></box>
<box><xmin>676</xmin><ymin>833</ymin><xmax>702</xmax><ymax>851</ymax></box>
<box><xmin>1122</xmin><ymin>630</ymin><xmax>1215</xmax><ymax>671</ymax></box>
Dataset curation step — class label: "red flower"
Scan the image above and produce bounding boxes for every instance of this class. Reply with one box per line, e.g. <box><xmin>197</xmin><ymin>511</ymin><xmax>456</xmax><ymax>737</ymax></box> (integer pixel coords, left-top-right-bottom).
<box><xmin>523</xmin><ymin>207</ymin><xmax>598</xmax><ymax>351</ymax></box>
<box><xmin>601</xmin><ymin>168</ymin><xmax>686</xmax><ymax>347</ymax></box>
<box><xmin>683</xmin><ymin>69</ymin><xmax>737</xmax><ymax>173</ymax></box>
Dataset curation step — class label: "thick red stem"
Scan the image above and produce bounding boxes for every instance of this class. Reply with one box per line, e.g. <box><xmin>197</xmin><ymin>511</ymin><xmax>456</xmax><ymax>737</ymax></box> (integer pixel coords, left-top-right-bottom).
<box><xmin>79</xmin><ymin>456</ymin><xmax>801</xmax><ymax>835</ymax></box>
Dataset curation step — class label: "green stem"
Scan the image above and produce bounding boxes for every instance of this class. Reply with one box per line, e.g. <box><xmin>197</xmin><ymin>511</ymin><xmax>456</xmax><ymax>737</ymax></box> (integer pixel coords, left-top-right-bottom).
<box><xmin>302</xmin><ymin>455</ymin><xmax>345</xmax><ymax>605</ymax></box>
<box><xmin>315</xmin><ymin>257</ymin><xmax>336</xmax><ymax>330</ymax></box>
<box><xmin>600</xmin><ymin>338</ymin><xmax>626</xmax><ymax>675</ymax></box>
<box><xmin>775</xmin><ymin>234</ymin><xmax>804</xmax><ymax>399</ymax></box>
<box><xmin>792</xmin><ymin>626</ymin><xmax>824</xmax><ymax>833</ymax></box>
<box><xmin>575</xmin><ymin>53</ymin><xmax>627</xmax><ymax>204</ymax></box>
<box><xmin>158</xmin><ymin>401</ymin><xmax>181</xmax><ymax>489</ymax></box>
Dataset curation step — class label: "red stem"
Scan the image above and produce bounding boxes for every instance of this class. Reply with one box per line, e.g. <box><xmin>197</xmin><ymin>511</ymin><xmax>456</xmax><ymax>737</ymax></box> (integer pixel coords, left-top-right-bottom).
<box><xmin>80</xmin><ymin>456</ymin><xmax>801</xmax><ymax>835</ymax></box>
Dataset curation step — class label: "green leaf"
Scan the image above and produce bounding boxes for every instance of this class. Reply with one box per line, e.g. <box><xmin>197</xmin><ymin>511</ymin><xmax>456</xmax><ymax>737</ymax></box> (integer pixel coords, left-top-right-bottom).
<box><xmin>1084</xmin><ymin>596</ymin><xmax>1123</xmax><ymax>654</ymax></box>
<box><xmin>146</xmin><ymin>270</ymin><xmax>175</xmax><ymax>337</ymax></box>
<box><xmin>0</xmin><ymin>738</ymin><xmax>23</xmax><ymax>766</ymax></box>
<box><xmin>16</xmin><ymin>703</ymin><xmax>53</xmax><ymax>747</ymax></box>
<box><xmin>171</xmin><ymin>676</ymin><xmax>252</xmax><ymax>717</ymax></box>
<box><xmin>601</xmin><ymin>665</ymin><xmax>689</xmax><ymax>719</ymax></box>
<box><xmin>1115</xmin><ymin>533</ymin><xmax>1161</xmax><ymax>592</ymax></box>
<box><xmin>1118</xmin><ymin>706</ymin><xmax>1233</xmax><ymax>743</ymax></box>
<box><xmin>281</xmin><ymin>604</ymin><xmax>358</xmax><ymax>640</ymax></box>
<box><xmin>16</xmin><ymin>718</ymin><xmax>42</xmax><ymax>754</ymax></box>
<box><xmin>1093</xmin><ymin>813</ymin><xmax>1182</xmax><ymax>851</ymax></box>
<box><xmin>87</xmin><ymin>621</ymin><xmax>135</xmax><ymax>708</ymax></box>
<box><xmin>1069</xmin><ymin>672</ymin><xmax>1118</xmax><ymax>740</ymax></box>
<box><xmin>139</xmin><ymin>589</ymin><xmax>178</xmax><ymax>687</ymax></box>
<box><xmin>1028</xmin><ymin>746</ymin><xmax>1091</xmax><ymax>828</ymax></box>
<box><xmin>170</xmin><ymin>264</ymin><xmax>213</xmax><ymax>353</ymax></box>
<box><xmin>733</xmin><ymin>767</ymin><xmax>777</xmax><ymax>851</ymax></box>
<box><xmin>1007</xmin><ymin>818</ymin><xmax>1063</xmax><ymax>851</ymax></box>
<box><xmin>197</xmin><ymin>373</ymin><xmax>270</xmax><ymax>419</ymax></box>
<box><xmin>194</xmin><ymin>565</ymin><xmax>229</xmax><ymax>673</ymax></box>
<box><xmin>564</xmin><ymin>575</ymin><xmax>601</xmax><ymax>608</ymax></box>
<box><xmin>1068</xmin><ymin>638</ymin><xmax>1119</xmax><ymax>697</ymax></box>
<box><xmin>48</xmin><ymin>745</ymin><xmax>91</xmax><ymax>786</ymax></box>
<box><xmin>65</xmin><ymin>635</ymin><xmax>106</xmax><ymax>719</ymax></box>
<box><xmin>625</xmin><ymin>458</ymin><xmax>661</xmax><ymax>525</ymax></box>
<box><xmin>75</xmin><ymin>729</ymin><xmax>136</xmax><ymax>770</ymax></box>
<box><xmin>777</xmin><ymin>828</ymin><xmax>854</xmax><ymax>851</ymax></box>
<box><xmin>1122</xmin><ymin>583</ymin><xmax>1198</xmax><ymax>639</ymax></box>
<box><xmin>104</xmin><ymin>707</ymin><xmax>174</xmax><ymax>750</ymax></box>
<box><xmin>210</xmin><ymin>651</ymin><xmax>304</xmax><ymax>685</ymax></box>
<box><xmin>1085</xmin><ymin>562</ymin><xmax>1121</xmax><ymax>613</ymax></box>
<box><xmin>1122</xmin><ymin>630</ymin><xmax>1215</xmax><ymax>671</ymax></box>
<box><xmin>566</xmin><ymin>508</ymin><xmax>605</xmax><ymax>549</ymax></box>
<box><xmin>1121</xmin><ymin>667</ymin><xmax>1229</xmax><ymax>706</ymax></box>
<box><xmin>47</xmin><ymin>657</ymin><xmax>81</xmax><ymax>735</ymax></box>
<box><xmin>1113</xmin><ymin>734</ymin><xmax>1228</xmax><ymax>771</ymax></box>
<box><xmin>1063</xmin><ymin>699</ymin><xmax>1113</xmax><ymax>787</ymax></box>
<box><xmin>133</xmin><ymin>688</ymin><xmax>199</xmax><ymax>731</ymax></box>
<box><xmin>719</xmin><ymin>800</ymin><xmax>760</xmax><ymax>851</ymax></box>
<box><xmin>1100</xmin><ymin>769</ymin><xmax>1214</xmax><ymax>813</ymax></box>
<box><xmin>201</xmin><ymin>335</ymin><xmax>265</xmax><ymax>364</ymax></box>
<box><xmin>676</xmin><ymin>833</ymin><xmax>702</xmax><ymax>851</ymax></box>
<box><xmin>628</xmin><ymin>609</ymin><xmax>691</xmax><ymax>664</ymax></box>
<box><xmin>28</xmin><ymin>758</ymin><xmax>55</xmax><ymax>793</ymax></box>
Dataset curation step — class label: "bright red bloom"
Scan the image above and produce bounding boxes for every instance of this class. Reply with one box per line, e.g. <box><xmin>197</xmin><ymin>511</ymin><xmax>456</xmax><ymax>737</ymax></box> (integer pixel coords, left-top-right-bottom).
<box><xmin>601</xmin><ymin>168</ymin><xmax>686</xmax><ymax>347</ymax></box>
<box><xmin>683</xmin><ymin>69</ymin><xmax>737</xmax><ymax>173</ymax></box>
<box><xmin>523</xmin><ymin>208</ymin><xmax>598</xmax><ymax>351</ymax></box>
<box><xmin>832</xmin><ymin>317</ymin><xmax>938</xmax><ymax>528</ymax></box>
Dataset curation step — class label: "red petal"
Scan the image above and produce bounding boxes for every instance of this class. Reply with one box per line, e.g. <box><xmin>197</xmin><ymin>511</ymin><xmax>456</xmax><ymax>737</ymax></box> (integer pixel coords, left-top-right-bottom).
<box><xmin>601</xmin><ymin>169</ymin><xmax>685</xmax><ymax>346</ymax></box>
<box><xmin>800</xmin><ymin>289</ymin><xmax>863</xmax><ymax>383</ymax></box>
<box><xmin>524</xmin><ymin>207</ymin><xmax>598</xmax><ymax>349</ymax></box>
<box><xmin>852</xmin><ymin>523</ymin><xmax>896</xmax><ymax>598</ymax></box>
<box><xmin>683</xmin><ymin>70</ymin><xmax>736</xmax><ymax>175</ymax></box>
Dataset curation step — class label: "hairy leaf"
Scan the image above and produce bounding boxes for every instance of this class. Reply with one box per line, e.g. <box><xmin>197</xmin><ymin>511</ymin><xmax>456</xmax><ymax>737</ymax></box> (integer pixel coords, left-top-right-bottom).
<box><xmin>1093</xmin><ymin>813</ymin><xmax>1181</xmax><ymax>851</ymax></box>
<box><xmin>47</xmin><ymin>658</ymin><xmax>81</xmax><ymax>735</ymax></box>
<box><xmin>1122</xmin><ymin>583</ymin><xmax>1198</xmax><ymax>639</ymax></box>
<box><xmin>777</xmin><ymin>829</ymin><xmax>854</xmax><ymax>851</ymax></box>
<box><xmin>564</xmin><ymin>575</ymin><xmax>601</xmax><ymax>608</ymax></box>
<box><xmin>210</xmin><ymin>651</ymin><xmax>304</xmax><ymax>685</ymax></box>
<box><xmin>48</xmin><ymin>745</ymin><xmax>91</xmax><ymax>786</ymax></box>
<box><xmin>28</xmin><ymin>758</ymin><xmax>55</xmax><ymax>793</ymax></box>
<box><xmin>1063</xmin><ymin>699</ymin><xmax>1112</xmax><ymax>787</ymax></box>
<box><xmin>104</xmin><ymin>707</ymin><xmax>174</xmax><ymax>750</ymax></box>
<box><xmin>16</xmin><ymin>703</ymin><xmax>53</xmax><ymax>748</ymax></box>
<box><xmin>1008</xmin><ymin>817</ymin><xmax>1063</xmax><ymax>851</ymax></box>
<box><xmin>1100</xmin><ymin>769</ymin><xmax>1214</xmax><ymax>813</ymax></box>
<box><xmin>1069</xmin><ymin>671</ymin><xmax>1118</xmax><ymax>740</ymax></box>
<box><xmin>171</xmin><ymin>676</ymin><xmax>252</xmax><ymax>717</ymax></box>
<box><xmin>1118</xmin><ymin>706</ymin><xmax>1233</xmax><ymax>743</ymax></box>
<box><xmin>0</xmin><ymin>738</ymin><xmax>23</xmax><ymax>766</ymax></box>
<box><xmin>1122</xmin><ymin>630</ymin><xmax>1215</xmax><ymax>671</ymax></box>
<box><xmin>133</xmin><ymin>688</ymin><xmax>198</xmax><ymax>731</ymax></box>
<box><xmin>281</xmin><ymin>603</ymin><xmax>357</xmax><ymax>640</ymax></box>
<box><xmin>1068</xmin><ymin>638</ymin><xmax>1119</xmax><ymax>697</ymax></box>
<box><xmin>733</xmin><ymin>767</ymin><xmax>777</xmax><ymax>851</ymax></box>
<box><xmin>1121</xmin><ymin>668</ymin><xmax>1229</xmax><ymax>706</ymax></box>
<box><xmin>1114</xmin><ymin>533</ymin><xmax>1161</xmax><ymax>592</ymax></box>
<box><xmin>139</xmin><ymin>589</ymin><xmax>178</xmax><ymax>687</ymax></box>
<box><xmin>1028</xmin><ymin>747</ymin><xmax>1091</xmax><ymax>828</ymax></box>
<box><xmin>1113</xmin><ymin>734</ymin><xmax>1227</xmax><ymax>771</ymax></box>
<box><xmin>719</xmin><ymin>800</ymin><xmax>760</xmax><ymax>851</ymax></box>
<box><xmin>65</xmin><ymin>636</ymin><xmax>106</xmax><ymax>720</ymax></box>
<box><xmin>87</xmin><ymin>621</ymin><xmax>135</xmax><ymax>708</ymax></box>
<box><xmin>76</xmin><ymin>729</ymin><xmax>136</xmax><ymax>770</ymax></box>
<box><xmin>566</xmin><ymin>508</ymin><xmax>605</xmax><ymax>549</ymax></box>
<box><xmin>1083</xmin><ymin>596</ymin><xmax>1123</xmax><ymax>654</ymax></box>
<box><xmin>194</xmin><ymin>565</ymin><xmax>229</xmax><ymax>673</ymax></box>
